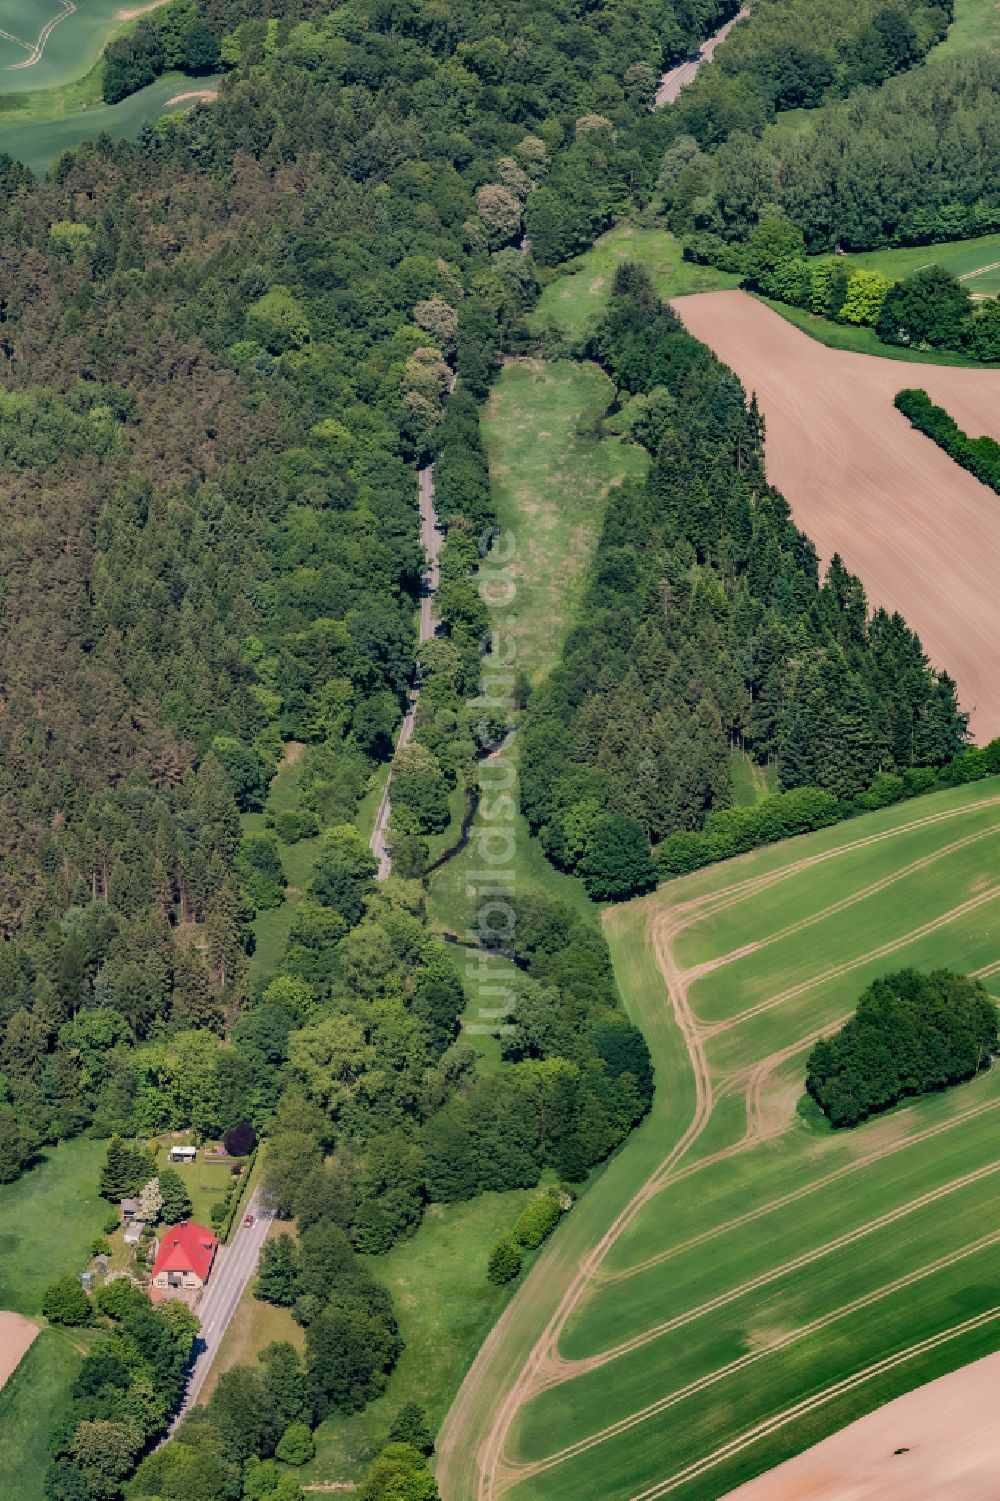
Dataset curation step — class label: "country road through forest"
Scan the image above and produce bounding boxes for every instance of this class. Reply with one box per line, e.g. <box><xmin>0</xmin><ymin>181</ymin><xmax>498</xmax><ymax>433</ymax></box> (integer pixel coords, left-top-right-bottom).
<box><xmin>369</xmin><ymin>461</ymin><xmax>442</xmax><ymax>880</ymax></box>
<box><xmin>654</xmin><ymin>5</ymin><xmax>749</xmax><ymax>105</ymax></box>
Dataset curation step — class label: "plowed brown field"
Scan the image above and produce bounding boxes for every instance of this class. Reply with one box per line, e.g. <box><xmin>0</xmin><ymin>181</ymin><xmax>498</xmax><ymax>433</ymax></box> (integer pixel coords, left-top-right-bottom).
<box><xmin>723</xmin><ymin>1350</ymin><xmax>1000</xmax><ymax>1500</ymax></box>
<box><xmin>674</xmin><ymin>291</ymin><xmax>1000</xmax><ymax>740</ymax></box>
<box><xmin>0</xmin><ymin>1311</ymin><xmax>38</xmax><ymax>1390</ymax></box>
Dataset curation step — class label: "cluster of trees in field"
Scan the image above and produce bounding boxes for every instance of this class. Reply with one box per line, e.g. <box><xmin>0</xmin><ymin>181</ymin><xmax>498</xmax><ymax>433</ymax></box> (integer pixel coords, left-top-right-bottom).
<box><xmin>896</xmin><ymin>389</ymin><xmax>1000</xmax><ymax>490</ymax></box>
<box><xmin>688</xmin><ymin>217</ymin><xmax>1000</xmax><ymax>361</ymax></box>
<box><xmin>806</xmin><ymin>969</ymin><xmax>998</xmax><ymax>1127</ymax></box>
<box><xmin>103</xmin><ymin>0</ymin><xmax>222</xmax><ymax>103</ymax></box>
<box><xmin>664</xmin><ymin>49</ymin><xmax>1000</xmax><ymax>266</ymax></box>
<box><xmin>0</xmin><ymin>0</ymin><xmax>722</xmax><ymax>1190</ymax></box>
<box><xmin>519</xmin><ymin>265</ymin><xmax>968</xmax><ymax>898</ymax></box>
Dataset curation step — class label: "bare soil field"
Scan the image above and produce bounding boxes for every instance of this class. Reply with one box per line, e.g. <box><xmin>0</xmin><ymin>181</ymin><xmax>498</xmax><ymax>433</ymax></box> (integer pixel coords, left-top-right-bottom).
<box><xmin>0</xmin><ymin>1312</ymin><xmax>39</xmax><ymax>1390</ymax></box>
<box><xmin>724</xmin><ymin>1350</ymin><xmax>1000</xmax><ymax>1500</ymax></box>
<box><xmin>674</xmin><ymin>291</ymin><xmax>1000</xmax><ymax>741</ymax></box>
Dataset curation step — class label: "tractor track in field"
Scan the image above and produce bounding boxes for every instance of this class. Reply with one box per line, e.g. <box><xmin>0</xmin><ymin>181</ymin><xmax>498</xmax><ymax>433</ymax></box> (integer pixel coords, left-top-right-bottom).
<box><xmin>507</xmin><ymin>1226</ymin><xmax>1000</xmax><ymax>1486</ymax></box>
<box><xmin>452</xmin><ymin>794</ymin><xmax>1000</xmax><ymax>1501</ymax></box>
<box><xmin>602</xmin><ymin>1090</ymin><xmax>1000</xmax><ymax>1286</ymax></box>
<box><xmin>538</xmin><ymin>1154</ymin><xmax>1000</xmax><ymax>1385</ymax></box>
<box><xmin>629</xmin><ymin>1301</ymin><xmax>1000</xmax><ymax>1500</ymax></box>
<box><xmin>5</xmin><ymin>0</ymin><xmax>75</xmax><ymax>68</ymax></box>
<box><xmin>681</xmin><ymin>821</ymin><xmax>998</xmax><ymax>987</ymax></box>
<box><xmin>704</xmin><ymin>883</ymin><xmax>1000</xmax><ymax>1036</ymax></box>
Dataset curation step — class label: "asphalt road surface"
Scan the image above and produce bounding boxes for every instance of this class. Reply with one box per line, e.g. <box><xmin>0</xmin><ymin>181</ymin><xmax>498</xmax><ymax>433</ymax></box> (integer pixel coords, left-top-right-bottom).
<box><xmin>169</xmin><ymin>1190</ymin><xmax>271</xmax><ymax>1428</ymax></box>
<box><xmin>655</xmin><ymin>6</ymin><xmax>749</xmax><ymax>106</ymax></box>
<box><xmin>370</xmin><ymin>459</ymin><xmax>443</xmax><ymax>881</ymax></box>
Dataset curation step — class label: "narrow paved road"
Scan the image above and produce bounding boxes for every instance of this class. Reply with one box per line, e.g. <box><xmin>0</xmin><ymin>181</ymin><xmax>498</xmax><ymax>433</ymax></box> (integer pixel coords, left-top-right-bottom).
<box><xmin>169</xmin><ymin>1191</ymin><xmax>271</xmax><ymax>1428</ymax></box>
<box><xmin>655</xmin><ymin>5</ymin><xmax>749</xmax><ymax>105</ymax></box>
<box><xmin>370</xmin><ymin>461</ymin><xmax>443</xmax><ymax>880</ymax></box>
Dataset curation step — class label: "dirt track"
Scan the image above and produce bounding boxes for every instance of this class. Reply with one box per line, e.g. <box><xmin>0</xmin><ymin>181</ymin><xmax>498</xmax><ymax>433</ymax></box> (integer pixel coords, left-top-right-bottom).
<box><xmin>0</xmin><ymin>1311</ymin><xmax>39</xmax><ymax>1390</ymax></box>
<box><xmin>673</xmin><ymin>292</ymin><xmax>1000</xmax><ymax>741</ymax></box>
<box><xmin>722</xmin><ymin>1349</ymin><xmax>1000</xmax><ymax>1500</ymax></box>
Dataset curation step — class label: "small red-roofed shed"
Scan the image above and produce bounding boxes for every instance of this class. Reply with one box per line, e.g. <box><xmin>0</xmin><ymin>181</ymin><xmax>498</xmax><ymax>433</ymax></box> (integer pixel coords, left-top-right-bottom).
<box><xmin>151</xmin><ymin>1221</ymin><xmax>219</xmax><ymax>1292</ymax></box>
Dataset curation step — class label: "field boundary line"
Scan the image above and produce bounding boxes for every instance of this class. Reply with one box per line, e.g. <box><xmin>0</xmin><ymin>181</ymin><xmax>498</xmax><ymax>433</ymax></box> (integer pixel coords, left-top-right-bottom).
<box><xmin>682</xmin><ymin>822</ymin><xmax>998</xmax><ymax>985</ymax></box>
<box><xmin>459</xmin><ymin>791</ymin><xmax>1000</xmax><ymax>1500</ymax></box>
<box><xmin>704</xmin><ymin>884</ymin><xmax>1000</xmax><ymax>1035</ymax></box>
<box><xmin>665</xmin><ymin>794</ymin><xmax>1000</xmax><ymax>938</ymax></box>
<box><xmin>603</xmin><ymin>1091</ymin><xmax>1000</xmax><ymax>1284</ymax></box>
<box><xmin>547</xmin><ymin>1156</ymin><xmax>1000</xmax><ymax>1380</ymax></box>
<box><xmin>628</xmin><ymin>1303</ymin><xmax>1000</xmax><ymax>1500</ymax></box>
<box><xmin>509</xmin><ymin>1226</ymin><xmax>1000</xmax><ymax>1482</ymax></box>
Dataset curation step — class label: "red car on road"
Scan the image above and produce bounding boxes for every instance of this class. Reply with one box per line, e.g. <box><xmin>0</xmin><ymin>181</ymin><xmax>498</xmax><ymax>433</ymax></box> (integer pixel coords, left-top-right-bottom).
<box><xmin>243</xmin><ymin>1213</ymin><xmax>254</xmax><ymax>1228</ymax></box>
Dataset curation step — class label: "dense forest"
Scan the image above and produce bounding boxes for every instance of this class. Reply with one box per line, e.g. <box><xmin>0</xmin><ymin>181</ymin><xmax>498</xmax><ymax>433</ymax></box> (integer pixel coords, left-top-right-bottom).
<box><xmin>518</xmin><ymin>265</ymin><xmax>969</xmax><ymax>896</ymax></box>
<box><xmin>0</xmin><ymin>0</ymin><xmax>729</xmax><ymax>1184</ymax></box>
<box><xmin>674</xmin><ymin>50</ymin><xmax>1000</xmax><ymax>252</ymax></box>
<box><xmin>0</xmin><ymin>0</ymin><xmax>721</xmax><ymax>1494</ymax></box>
<box><xmin>806</xmin><ymin>969</ymin><xmax>998</xmax><ymax>1126</ymax></box>
<box><xmin>650</xmin><ymin>5</ymin><xmax>1000</xmax><ymax>356</ymax></box>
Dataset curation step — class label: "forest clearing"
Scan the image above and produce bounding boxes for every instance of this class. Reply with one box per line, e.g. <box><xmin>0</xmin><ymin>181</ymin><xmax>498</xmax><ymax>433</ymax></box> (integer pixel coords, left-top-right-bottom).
<box><xmin>674</xmin><ymin>290</ymin><xmax>1000</xmax><ymax>740</ymax></box>
<box><xmin>437</xmin><ymin>779</ymin><xmax>1000</xmax><ymax>1500</ymax></box>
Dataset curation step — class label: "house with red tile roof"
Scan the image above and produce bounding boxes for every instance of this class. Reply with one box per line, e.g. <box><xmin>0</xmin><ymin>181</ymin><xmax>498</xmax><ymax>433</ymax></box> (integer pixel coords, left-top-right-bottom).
<box><xmin>151</xmin><ymin>1221</ymin><xmax>218</xmax><ymax>1293</ymax></box>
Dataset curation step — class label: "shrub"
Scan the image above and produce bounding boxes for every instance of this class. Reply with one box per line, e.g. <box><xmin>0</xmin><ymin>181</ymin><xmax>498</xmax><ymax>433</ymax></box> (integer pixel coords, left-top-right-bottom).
<box><xmin>512</xmin><ymin>1194</ymin><xmax>561</xmax><ymax>1249</ymax></box>
<box><xmin>579</xmin><ymin>815</ymin><xmax>657</xmax><ymax>901</ymax></box>
<box><xmin>387</xmin><ymin>1401</ymin><xmax>434</xmax><ymax>1455</ymax></box>
<box><xmin>895</xmin><ymin>388</ymin><xmax>1000</xmax><ymax>494</ymax></box>
<box><xmin>275</xmin><ymin>1421</ymin><xmax>315</xmax><ymax>1465</ymax></box>
<box><xmin>272</xmin><ymin>808</ymin><xmax>319</xmax><ymax>843</ymax></box>
<box><xmin>224</xmin><ymin>1121</ymin><xmax>258</xmax><ymax>1157</ymax></box>
<box><xmin>486</xmin><ymin>1237</ymin><xmax>522</xmax><ymax>1284</ymax></box>
<box><xmin>43</xmin><ymin>1275</ymin><xmax>91</xmax><ymax>1326</ymax></box>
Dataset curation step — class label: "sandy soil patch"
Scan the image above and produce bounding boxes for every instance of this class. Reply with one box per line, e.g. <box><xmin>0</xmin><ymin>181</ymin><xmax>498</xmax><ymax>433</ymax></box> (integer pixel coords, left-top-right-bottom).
<box><xmin>116</xmin><ymin>0</ymin><xmax>171</xmax><ymax>17</ymax></box>
<box><xmin>723</xmin><ymin>1350</ymin><xmax>1000</xmax><ymax>1499</ymax></box>
<box><xmin>165</xmin><ymin>89</ymin><xmax>218</xmax><ymax>106</ymax></box>
<box><xmin>674</xmin><ymin>291</ymin><xmax>1000</xmax><ymax>740</ymax></box>
<box><xmin>0</xmin><ymin>1311</ymin><xmax>40</xmax><ymax>1390</ymax></box>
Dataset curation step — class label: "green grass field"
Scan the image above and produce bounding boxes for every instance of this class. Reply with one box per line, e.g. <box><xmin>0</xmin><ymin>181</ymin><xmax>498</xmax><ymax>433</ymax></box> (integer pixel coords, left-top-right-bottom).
<box><xmin>0</xmin><ymin>1137</ymin><xmax>107</xmax><ymax>1315</ymax></box>
<box><xmin>480</xmin><ymin>357</ymin><xmax>648</xmax><ymax>686</ymax></box>
<box><xmin>303</xmin><ymin>1189</ymin><xmax>538</xmax><ymax>1486</ymax></box>
<box><xmin>932</xmin><ymin>0</ymin><xmax>1000</xmax><ymax>53</ymax></box>
<box><xmin>436</xmin><ymin>779</ymin><xmax>1000</xmax><ymax>1500</ymax></box>
<box><xmin>0</xmin><ymin>0</ymin><xmax>137</xmax><ymax>93</ymax></box>
<box><xmin>530</xmin><ymin>224</ymin><xmax>738</xmax><ymax>342</ymax></box>
<box><xmin>831</xmin><ymin>231</ymin><xmax>1000</xmax><ymax>297</ymax></box>
<box><xmin>425</xmin><ymin>354</ymin><xmax>644</xmax><ymax>939</ymax></box>
<box><xmin>0</xmin><ymin>69</ymin><xmax>221</xmax><ymax>173</ymax></box>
